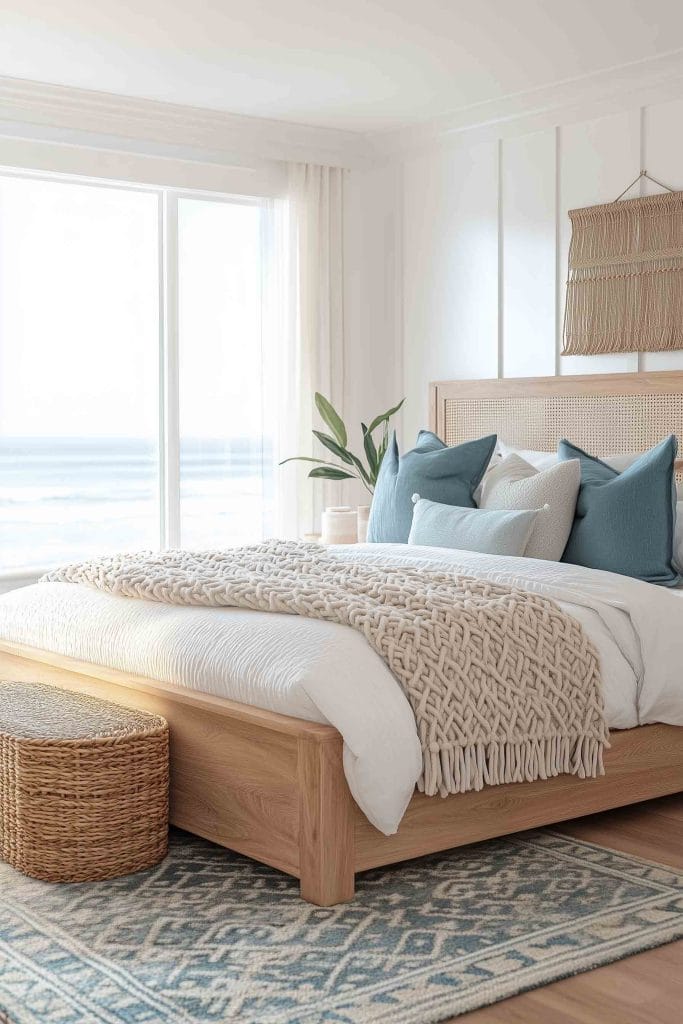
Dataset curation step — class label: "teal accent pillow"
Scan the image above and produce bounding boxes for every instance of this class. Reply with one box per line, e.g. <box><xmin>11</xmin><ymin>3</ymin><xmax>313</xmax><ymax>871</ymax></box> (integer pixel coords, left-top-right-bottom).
<box><xmin>408</xmin><ymin>494</ymin><xmax>540</xmax><ymax>556</ymax></box>
<box><xmin>367</xmin><ymin>430</ymin><xmax>497</xmax><ymax>544</ymax></box>
<box><xmin>558</xmin><ymin>436</ymin><xmax>679</xmax><ymax>586</ymax></box>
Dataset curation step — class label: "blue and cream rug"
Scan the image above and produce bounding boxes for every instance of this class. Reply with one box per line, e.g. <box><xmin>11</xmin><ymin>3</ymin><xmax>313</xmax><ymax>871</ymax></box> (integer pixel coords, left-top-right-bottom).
<box><xmin>1</xmin><ymin>828</ymin><xmax>683</xmax><ymax>1024</ymax></box>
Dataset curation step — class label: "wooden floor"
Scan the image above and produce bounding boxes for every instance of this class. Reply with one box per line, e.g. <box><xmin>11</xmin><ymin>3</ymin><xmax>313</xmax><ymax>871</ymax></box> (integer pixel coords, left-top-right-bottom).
<box><xmin>445</xmin><ymin>793</ymin><xmax>683</xmax><ymax>1024</ymax></box>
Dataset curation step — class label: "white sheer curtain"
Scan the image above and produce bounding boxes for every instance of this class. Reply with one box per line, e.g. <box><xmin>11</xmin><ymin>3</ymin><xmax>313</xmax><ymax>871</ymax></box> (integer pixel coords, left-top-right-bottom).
<box><xmin>277</xmin><ymin>163</ymin><xmax>346</xmax><ymax>539</ymax></box>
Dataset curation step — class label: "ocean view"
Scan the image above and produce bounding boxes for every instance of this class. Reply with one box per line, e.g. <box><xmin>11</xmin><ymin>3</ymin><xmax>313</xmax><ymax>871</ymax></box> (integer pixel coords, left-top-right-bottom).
<box><xmin>0</xmin><ymin>437</ymin><xmax>275</xmax><ymax>573</ymax></box>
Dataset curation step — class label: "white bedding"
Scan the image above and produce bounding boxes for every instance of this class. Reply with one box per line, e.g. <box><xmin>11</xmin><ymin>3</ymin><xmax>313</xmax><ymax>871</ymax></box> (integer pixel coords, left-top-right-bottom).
<box><xmin>1</xmin><ymin>543</ymin><xmax>682</xmax><ymax>836</ymax></box>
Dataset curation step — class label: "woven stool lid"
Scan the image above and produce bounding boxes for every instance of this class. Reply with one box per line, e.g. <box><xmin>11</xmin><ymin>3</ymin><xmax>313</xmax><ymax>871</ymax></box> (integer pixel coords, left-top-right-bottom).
<box><xmin>0</xmin><ymin>680</ymin><xmax>166</xmax><ymax>740</ymax></box>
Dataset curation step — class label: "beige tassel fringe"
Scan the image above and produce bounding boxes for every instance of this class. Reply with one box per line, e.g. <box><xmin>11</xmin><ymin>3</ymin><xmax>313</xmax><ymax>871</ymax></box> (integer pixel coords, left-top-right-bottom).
<box><xmin>418</xmin><ymin>736</ymin><xmax>607</xmax><ymax>798</ymax></box>
<box><xmin>563</xmin><ymin>191</ymin><xmax>683</xmax><ymax>355</ymax></box>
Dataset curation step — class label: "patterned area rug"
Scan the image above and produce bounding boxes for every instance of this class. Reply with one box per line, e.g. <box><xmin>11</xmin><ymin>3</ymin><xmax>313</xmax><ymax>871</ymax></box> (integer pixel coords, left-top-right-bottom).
<box><xmin>1</xmin><ymin>828</ymin><xmax>683</xmax><ymax>1024</ymax></box>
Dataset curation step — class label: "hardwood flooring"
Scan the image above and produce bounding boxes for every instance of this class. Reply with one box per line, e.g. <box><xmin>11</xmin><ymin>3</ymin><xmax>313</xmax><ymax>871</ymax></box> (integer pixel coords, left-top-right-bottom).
<box><xmin>447</xmin><ymin>793</ymin><xmax>683</xmax><ymax>1024</ymax></box>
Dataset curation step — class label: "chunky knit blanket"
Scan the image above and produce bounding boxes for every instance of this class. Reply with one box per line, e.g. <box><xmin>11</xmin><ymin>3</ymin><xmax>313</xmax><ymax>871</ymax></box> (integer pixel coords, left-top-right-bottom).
<box><xmin>44</xmin><ymin>541</ymin><xmax>607</xmax><ymax>797</ymax></box>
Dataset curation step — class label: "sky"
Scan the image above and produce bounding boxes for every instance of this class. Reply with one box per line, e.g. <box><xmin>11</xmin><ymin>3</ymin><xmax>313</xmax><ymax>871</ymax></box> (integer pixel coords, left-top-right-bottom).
<box><xmin>0</xmin><ymin>175</ymin><xmax>266</xmax><ymax>441</ymax></box>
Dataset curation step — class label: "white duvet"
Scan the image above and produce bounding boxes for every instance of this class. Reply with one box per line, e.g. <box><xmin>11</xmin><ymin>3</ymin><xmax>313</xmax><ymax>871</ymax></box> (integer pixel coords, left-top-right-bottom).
<box><xmin>1</xmin><ymin>543</ymin><xmax>682</xmax><ymax>836</ymax></box>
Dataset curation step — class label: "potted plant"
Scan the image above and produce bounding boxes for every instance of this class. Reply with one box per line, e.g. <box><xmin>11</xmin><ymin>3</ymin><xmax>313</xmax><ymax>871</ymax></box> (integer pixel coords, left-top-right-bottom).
<box><xmin>280</xmin><ymin>393</ymin><xmax>405</xmax><ymax>541</ymax></box>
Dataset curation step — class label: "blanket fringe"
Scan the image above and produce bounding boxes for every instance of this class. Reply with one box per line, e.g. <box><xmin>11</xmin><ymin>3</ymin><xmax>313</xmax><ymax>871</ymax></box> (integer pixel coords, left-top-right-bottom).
<box><xmin>419</xmin><ymin>735</ymin><xmax>607</xmax><ymax>797</ymax></box>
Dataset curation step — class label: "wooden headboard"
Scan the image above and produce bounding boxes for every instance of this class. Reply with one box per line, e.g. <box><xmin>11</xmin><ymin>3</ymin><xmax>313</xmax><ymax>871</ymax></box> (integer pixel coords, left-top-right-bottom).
<box><xmin>429</xmin><ymin>371</ymin><xmax>683</xmax><ymax>475</ymax></box>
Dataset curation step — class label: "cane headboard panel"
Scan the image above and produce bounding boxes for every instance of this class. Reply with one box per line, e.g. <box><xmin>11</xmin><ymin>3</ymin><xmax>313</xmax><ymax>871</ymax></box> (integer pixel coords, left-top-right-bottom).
<box><xmin>429</xmin><ymin>372</ymin><xmax>683</xmax><ymax>477</ymax></box>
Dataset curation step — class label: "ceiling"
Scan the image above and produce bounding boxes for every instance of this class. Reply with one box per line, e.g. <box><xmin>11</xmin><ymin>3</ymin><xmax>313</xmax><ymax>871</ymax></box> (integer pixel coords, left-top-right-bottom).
<box><xmin>1</xmin><ymin>0</ymin><xmax>683</xmax><ymax>134</ymax></box>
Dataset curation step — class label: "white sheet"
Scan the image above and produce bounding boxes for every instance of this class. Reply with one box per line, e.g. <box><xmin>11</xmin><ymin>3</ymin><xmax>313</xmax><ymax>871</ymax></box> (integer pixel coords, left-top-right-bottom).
<box><xmin>0</xmin><ymin>543</ymin><xmax>682</xmax><ymax>835</ymax></box>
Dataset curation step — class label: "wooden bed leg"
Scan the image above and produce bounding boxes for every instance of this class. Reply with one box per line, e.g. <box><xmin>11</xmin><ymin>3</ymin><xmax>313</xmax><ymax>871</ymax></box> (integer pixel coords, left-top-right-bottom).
<box><xmin>297</xmin><ymin>732</ymin><xmax>355</xmax><ymax>906</ymax></box>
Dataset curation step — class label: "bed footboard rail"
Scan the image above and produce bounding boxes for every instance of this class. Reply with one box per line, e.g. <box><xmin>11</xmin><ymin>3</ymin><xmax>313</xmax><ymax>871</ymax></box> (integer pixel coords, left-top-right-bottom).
<box><xmin>0</xmin><ymin>642</ymin><xmax>356</xmax><ymax>906</ymax></box>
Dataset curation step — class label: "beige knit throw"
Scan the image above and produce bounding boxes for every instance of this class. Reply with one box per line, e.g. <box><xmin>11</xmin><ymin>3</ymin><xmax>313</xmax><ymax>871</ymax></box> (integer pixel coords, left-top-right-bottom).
<box><xmin>44</xmin><ymin>541</ymin><xmax>608</xmax><ymax>797</ymax></box>
<box><xmin>563</xmin><ymin>191</ymin><xmax>683</xmax><ymax>355</ymax></box>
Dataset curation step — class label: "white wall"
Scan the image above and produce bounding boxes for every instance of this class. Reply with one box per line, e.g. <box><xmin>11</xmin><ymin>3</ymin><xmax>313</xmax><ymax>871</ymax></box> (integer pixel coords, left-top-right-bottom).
<box><xmin>337</xmin><ymin>162</ymin><xmax>405</xmax><ymax>503</ymax></box>
<box><xmin>399</xmin><ymin>94</ymin><xmax>683</xmax><ymax>443</ymax></box>
<box><xmin>403</xmin><ymin>138</ymin><xmax>499</xmax><ymax>442</ymax></box>
<box><xmin>344</xmin><ymin>164</ymin><xmax>403</xmax><ymax>428</ymax></box>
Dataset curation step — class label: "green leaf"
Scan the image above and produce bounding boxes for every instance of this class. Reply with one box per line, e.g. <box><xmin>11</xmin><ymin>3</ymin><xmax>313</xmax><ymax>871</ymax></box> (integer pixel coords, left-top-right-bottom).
<box><xmin>308</xmin><ymin>466</ymin><xmax>354</xmax><ymax>481</ymax></box>
<box><xmin>376</xmin><ymin>423</ymin><xmax>389</xmax><ymax>465</ymax></box>
<box><xmin>279</xmin><ymin>456</ymin><xmax>340</xmax><ymax>467</ymax></box>
<box><xmin>367</xmin><ymin>398</ymin><xmax>405</xmax><ymax>436</ymax></box>
<box><xmin>362</xmin><ymin>427</ymin><xmax>378</xmax><ymax>480</ymax></box>
<box><xmin>312</xmin><ymin>430</ymin><xmax>354</xmax><ymax>464</ymax></box>
<box><xmin>347</xmin><ymin>452</ymin><xmax>372</xmax><ymax>487</ymax></box>
<box><xmin>315</xmin><ymin>393</ymin><xmax>347</xmax><ymax>447</ymax></box>
<box><xmin>313</xmin><ymin>428</ymin><xmax>372</xmax><ymax>486</ymax></box>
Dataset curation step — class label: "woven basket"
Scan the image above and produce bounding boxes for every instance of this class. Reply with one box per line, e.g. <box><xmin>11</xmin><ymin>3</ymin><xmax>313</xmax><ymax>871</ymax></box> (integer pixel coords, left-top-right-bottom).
<box><xmin>0</xmin><ymin>680</ymin><xmax>169</xmax><ymax>882</ymax></box>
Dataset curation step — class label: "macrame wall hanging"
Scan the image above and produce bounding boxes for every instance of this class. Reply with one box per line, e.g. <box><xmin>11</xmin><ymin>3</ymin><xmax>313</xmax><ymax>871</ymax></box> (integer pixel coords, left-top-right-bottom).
<box><xmin>562</xmin><ymin>170</ymin><xmax>683</xmax><ymax>356</ymax></box>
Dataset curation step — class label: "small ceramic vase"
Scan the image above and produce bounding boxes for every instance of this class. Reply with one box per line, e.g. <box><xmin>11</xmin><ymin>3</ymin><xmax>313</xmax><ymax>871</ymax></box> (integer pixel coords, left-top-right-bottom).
<box><xmin>321</xmin><ymin>506</ymin><xmax>358</xmax><ymax>545</ymax></box>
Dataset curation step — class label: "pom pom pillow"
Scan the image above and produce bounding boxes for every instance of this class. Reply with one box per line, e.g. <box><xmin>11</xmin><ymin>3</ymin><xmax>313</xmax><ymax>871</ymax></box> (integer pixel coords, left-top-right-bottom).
<box><xmin>408</xmin><ymin>495</ymin><xmax>540</xmax><ymax>556</ymax></box>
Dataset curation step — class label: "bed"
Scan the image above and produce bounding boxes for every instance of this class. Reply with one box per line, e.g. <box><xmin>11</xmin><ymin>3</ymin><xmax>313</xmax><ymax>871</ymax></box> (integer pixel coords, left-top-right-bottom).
<box><xmin>2</xmin><ymin>370</ymin><xmax>683</xmax><ymax>906</ymax></box>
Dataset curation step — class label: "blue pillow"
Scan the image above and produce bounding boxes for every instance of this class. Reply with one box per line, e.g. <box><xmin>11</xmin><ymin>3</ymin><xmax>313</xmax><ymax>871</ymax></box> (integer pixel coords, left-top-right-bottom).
<box><xmin>408</xmin><ymin>495</ymin><xmax>540</xmax><ymax>556</ymax></box>
<box><xmin>558</xmin><ymin>436</ymin><xmax>679</xmax><ymax>586</ymax></box>
<box><xmin>367</xmin><ymin>430</ymin><xmax>497</xmax><ymax>543</ymax></box>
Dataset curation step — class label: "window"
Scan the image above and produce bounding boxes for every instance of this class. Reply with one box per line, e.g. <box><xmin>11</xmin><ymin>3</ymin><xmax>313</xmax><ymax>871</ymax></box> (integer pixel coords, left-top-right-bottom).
<box><xmin>0</xmin><ymin>172</ymin><xmax>276</xmax><ymax>577</ymax></box>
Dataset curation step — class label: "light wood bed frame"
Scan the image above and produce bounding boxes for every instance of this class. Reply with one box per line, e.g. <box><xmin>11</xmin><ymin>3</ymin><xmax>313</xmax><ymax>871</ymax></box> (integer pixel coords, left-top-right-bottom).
<box><xmin>2</xmin><ymin>370</ymin><xmax>683</xmax><ymax>906</ymax></box>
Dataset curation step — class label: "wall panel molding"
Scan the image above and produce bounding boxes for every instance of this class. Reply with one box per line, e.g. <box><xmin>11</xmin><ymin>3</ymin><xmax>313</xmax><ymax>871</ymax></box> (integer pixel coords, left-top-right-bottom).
<box><xmin>554</xmin><ymin>126</ymin><xmax>562</xmax><ymax>376</ymax></box>
<box><xmin>640</xmin><ymin>96</ymin><xmax>683</xmax><ymax>372</ymax></box>
<box><xmin>497</xmin><ymin>139</ymin><xmax>504</xmax><ymax>380</ymax></box>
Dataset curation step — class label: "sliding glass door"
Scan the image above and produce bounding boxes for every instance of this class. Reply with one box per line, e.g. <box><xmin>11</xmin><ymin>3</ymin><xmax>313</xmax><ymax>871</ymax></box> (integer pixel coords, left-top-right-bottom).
<box><xmin>0</xmin><ymin>176</ymin><xmax>159</xmax><ymax>571</ymax></box>
<box><xmin>177</xmin><ymin>197</ymin><xmax>274</xmax><ymax>548</ymax></box>
<box><xmin>0</xmin><ymin>171</ymin><xmax>276</xmax><ymax>579</ymax></box>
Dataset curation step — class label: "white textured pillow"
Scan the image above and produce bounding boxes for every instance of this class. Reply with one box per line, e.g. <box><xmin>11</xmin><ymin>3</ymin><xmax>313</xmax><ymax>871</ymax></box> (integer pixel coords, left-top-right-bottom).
<box><xmin>479</xmin><ymin>454</ymin><xmax>581</xmax><ymax>561</ymax></box>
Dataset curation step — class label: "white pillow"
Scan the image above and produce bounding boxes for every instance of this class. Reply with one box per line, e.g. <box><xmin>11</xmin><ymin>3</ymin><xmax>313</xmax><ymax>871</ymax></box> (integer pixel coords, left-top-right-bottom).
<box><xmin>497</xmin><ymin>440</ymin><xmax>557</xmax><ymax>472</ymax></box>
<box><xmin>499</xmin><ymin>439</ymin><xmax>658</xmax><ymax>473</ymax></box>
<box><xmin>497</xmin><ymin>439</ymin><xmax>683</xmax><ymax>497</ymax></box>
<box><xmin>675</xmin><ymin>502</ymin><xmax>683</xmax><ymax>572</ymax></box>
<box><xmin>479</xmin><ymin>454</ymin><xmax>581</xmax><ymax>561</ymax></box>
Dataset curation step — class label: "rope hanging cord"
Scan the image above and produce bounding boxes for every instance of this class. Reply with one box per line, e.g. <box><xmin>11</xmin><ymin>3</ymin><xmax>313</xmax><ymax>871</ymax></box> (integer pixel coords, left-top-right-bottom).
<box><xmin>613</xmin><ymin>169</ymin><xmax>676</xmax><ymax>203</ymax></box>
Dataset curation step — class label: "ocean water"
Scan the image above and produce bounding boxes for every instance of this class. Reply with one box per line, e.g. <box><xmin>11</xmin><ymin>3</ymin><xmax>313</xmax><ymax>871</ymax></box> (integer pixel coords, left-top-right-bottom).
<box><xmin>0</xmin><ymin>437</ymin><xmax>275</xmax><ymax>573</ymax></box>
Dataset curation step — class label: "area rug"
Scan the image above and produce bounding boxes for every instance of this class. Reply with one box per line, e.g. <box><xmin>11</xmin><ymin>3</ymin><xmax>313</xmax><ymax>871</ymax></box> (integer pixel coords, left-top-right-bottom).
<box><xmin>1</xmin><ymin>828</ymin><xmax>683</xmax><ymax>1024</ymax></box>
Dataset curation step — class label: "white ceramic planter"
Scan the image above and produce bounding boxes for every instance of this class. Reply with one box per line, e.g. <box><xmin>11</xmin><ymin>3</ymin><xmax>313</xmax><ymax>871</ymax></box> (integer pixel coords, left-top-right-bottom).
<box><xmin>357</xmin><ymin>505</ymin><xmax>370</xmax><ymax>543</ymax></box>
<box><xmin>321</xmin><ymin>506</ymin><xmax>358</xmax><ymax>545</ymax></box>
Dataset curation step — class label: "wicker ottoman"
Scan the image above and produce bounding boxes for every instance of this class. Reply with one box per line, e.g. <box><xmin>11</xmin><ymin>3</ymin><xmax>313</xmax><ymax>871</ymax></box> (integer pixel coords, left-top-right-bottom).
<box><xmin>0</xmin><ymin>680</ymin><xmax>169</xmax><ymax>882</ymax></box>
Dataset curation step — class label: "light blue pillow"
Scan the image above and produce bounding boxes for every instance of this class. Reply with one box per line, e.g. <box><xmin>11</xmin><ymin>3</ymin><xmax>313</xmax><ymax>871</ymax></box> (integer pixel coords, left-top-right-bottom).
<box><xmin>367</xmin><ymin>430</ymin><xmax>497</xmax><ymax>544</ymax></box>
<box><xmin>558</xmin><ymin>436</ymin><xmax>679</xmax><ymax>586</ymax></box>
<box><xmin>408</xmin><ymin>495</ymin><xmax>540</xmax><ymax>556</ymax></box>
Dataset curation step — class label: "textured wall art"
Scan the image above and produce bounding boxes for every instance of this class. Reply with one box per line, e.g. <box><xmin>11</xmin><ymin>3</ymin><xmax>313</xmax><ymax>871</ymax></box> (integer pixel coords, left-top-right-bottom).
<box><xmin>563</xmin><ymin>184</ymin><xmax>683</xmax><ymax>355</ymax></box>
